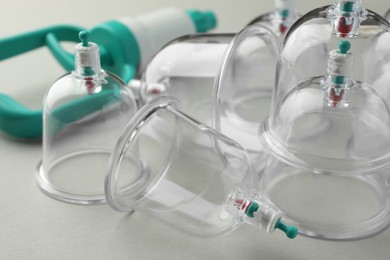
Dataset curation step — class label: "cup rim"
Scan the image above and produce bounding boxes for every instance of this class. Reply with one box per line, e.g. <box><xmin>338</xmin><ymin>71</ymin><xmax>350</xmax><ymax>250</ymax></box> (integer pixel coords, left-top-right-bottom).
<box><xmin>104</xmin><ymin>96</ymin><xmax>181</xmax><ymax>212</ymax></box>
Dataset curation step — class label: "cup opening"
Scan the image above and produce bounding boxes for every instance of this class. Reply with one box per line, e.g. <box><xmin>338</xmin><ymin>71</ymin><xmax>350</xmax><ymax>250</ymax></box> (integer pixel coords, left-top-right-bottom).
<box><xmin>105</xmin><ymin>97</ymin><xmax>181</xmax><ymax>212</ymax></box>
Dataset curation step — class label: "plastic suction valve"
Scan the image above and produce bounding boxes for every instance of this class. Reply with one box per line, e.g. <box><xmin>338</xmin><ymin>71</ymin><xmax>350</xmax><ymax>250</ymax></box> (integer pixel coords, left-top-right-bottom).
<box><xmin>75</xmin><ymin>31</ymin><xmax>101</xmax><ymax>78</ymax></box>
<box><xmin>329</xmin><ymin>0</ymin><xmax>367</xmax><ymax>38</ymax></box>
<box><xmin>275</xmin><ymin>0</ymin><xmax>296</xmax><ymax>34</ymax></box>
<box><xmin>325</xmin><ymin>40</ymin><xmax>353</xmax><ymax>107</ymax></box>
<box><xmin>226</xmin><ymin>189</ymin><xmax>298</xmax><ymax>239</ymax></box>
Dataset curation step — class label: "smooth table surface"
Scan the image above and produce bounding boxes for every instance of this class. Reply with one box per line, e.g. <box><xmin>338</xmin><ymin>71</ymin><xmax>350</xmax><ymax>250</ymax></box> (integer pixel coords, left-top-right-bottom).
<box><xmin>1</xmin><ymin>0</ymin><xmax>390</xmax><ymax>259</ymax></box>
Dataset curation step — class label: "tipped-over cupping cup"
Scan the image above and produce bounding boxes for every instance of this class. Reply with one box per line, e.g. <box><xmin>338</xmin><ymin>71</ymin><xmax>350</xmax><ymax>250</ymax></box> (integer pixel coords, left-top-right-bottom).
<box><xmin>104</xmin><ymin>96</ymin><xmax>298</xmax><ymax>239</ymax></box>
<box><xmin>131</xmin><ymin>24</ymin><xmax>280</xmax><ymax>168</ymax></box>
<box><xmin>258</xmin><ymin>1</ymin><xmax>390</xmax><ymax>240</ymax></box>
<box><xmin>105</xmin><ymin>96</ymin><xmax>257</xmax><ymax>236</ymax></box>
<box><xmin>36</xmin><ymin>32</ymin><xmax>139</xmax><ymax>205</ymax></box>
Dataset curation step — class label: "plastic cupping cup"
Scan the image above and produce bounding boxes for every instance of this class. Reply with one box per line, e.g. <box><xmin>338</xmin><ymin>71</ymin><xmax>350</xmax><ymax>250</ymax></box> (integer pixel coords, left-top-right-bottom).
<box><xmin>105</xmin><ymin>96</ymin><xmax>298</xmax><ymax>239</ymax></box>
<box><xmin>247</xmin><ymin>0</ymin><xmax>299</xmax><ymax>38</ymax></box>
<box><xmin>258</xmin><ymin>0</ymin><xmax>390</xmax><ymax>240</ymax></box>
<box><xmin>36</xmin><ymin>32</ymin><xmax>138</xmax><ymax>205</ymax></box>
<box><xmin>130</xmin><ymin>23</ymin><xmax>280</xmax><ymax>169</ymax></box>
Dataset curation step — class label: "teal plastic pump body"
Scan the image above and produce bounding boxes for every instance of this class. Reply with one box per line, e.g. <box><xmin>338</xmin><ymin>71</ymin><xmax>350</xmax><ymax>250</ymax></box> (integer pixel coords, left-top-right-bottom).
<box><xmin>0</xmin><ymin>8</ymin><xmax>217</xmax><ymax>139</ymax></box>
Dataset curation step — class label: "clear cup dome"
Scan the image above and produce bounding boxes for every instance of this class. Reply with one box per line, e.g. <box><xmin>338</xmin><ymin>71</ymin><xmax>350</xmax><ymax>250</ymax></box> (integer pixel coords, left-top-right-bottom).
<box><xmin>105</xmin><ymin>96</ymin><xmax>297</xmax><ymax>238</ymax></box>
<box><xmin>212</xmin><ymin>25</ymin><xmax>279</xmax><ymax>165</ymax></box>
<box><xmin>247</xmin><ymin>0</ymin><xmax>299</xmax><ymax>38</ymax></box>
<box><xmin>36</xmin><ymin>32</ymin><xmax>138</xmax><ymax>205</ymax></box>
<box><xmin>258</xmin><ymin>1</ymin><xmax>390</xmax><ymax>239</ymax></box>
<box><xmin>135</xmin><ymin>33</ymin><xmax>232</xmax><ymax>120</ymax></box>
<box><xmin>130</xmin><ymin>24</ymin><xmax>280</xmax><ymax>167</ymax></box>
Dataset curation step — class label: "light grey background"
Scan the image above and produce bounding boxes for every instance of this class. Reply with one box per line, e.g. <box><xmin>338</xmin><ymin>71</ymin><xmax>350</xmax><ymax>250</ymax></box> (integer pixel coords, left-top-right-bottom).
<box><xmin>0</xmin><ymin>1</ymin><xmax>390</xmax><ymax>259</ymax></box>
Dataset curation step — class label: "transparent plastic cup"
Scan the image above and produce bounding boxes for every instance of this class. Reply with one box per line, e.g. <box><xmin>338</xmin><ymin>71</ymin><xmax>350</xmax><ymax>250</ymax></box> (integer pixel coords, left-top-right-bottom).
<box><xmin>212</xmin><ymin>25</ymin><xmax>279</xmax><ymax>167</ymax></box>
<box><xmin>104</xmin><ymin>96</ymin><xmax>298</xmax><ymax>238</ymax></box>
<box><xmin>36</xmin><ymin>32</ymin><xmax>139</xmax><ymax>205</ymax></box>
<box><xmin>258</xmin><ymin>157</ymin><xmax>390</xmax><ymax>240</ymax></box>
<box><xmin>130</xmin><ymin>24</ymin><xmax>280</xmax><ymax>168</ymax></box>
<box><xmin>258</xmin><ymin>1</ymin><xmax>390</xmax><ymax>240</ymax></box>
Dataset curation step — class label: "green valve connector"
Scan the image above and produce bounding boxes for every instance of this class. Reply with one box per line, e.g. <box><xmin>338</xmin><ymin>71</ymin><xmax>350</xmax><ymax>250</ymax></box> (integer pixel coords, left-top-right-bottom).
<box><xmin>274</xmin><ymin>218</ymin><xmax>299</xmax><ymax>239</ymax></box>
<box><xmin>246</xmin><ymin>201</ymin><xmax>260</xmax><ymax>218</ymax></box>
<box><xmin>279</xmin><ymin>9</ymin><xmax>290</xmax><ymax>18</ymax></box>
<box><xmin>245</xmin><ymin>201</ymin><xmax>298</xmax><ymax>239</ymax></box>
<box><xmin>334</xmin><ymin>76</ymin><xmax>345</xmax><ymax>85</ymax></box>
<box><xmin>79</xmin><ymin>31</ymin><xmax>90</xmax><ymax>47</ymax></box>
<box><xmin>341</xmin><ymin>1</ymin><xmax>354</xmax><ymax>13</ymax></box>
<box><xmin>187</xmin><ymin>10</ymin><xmax>217</xmax><ymax>32</ymax></box>
<box><xmin>338</xmin><ymin>40</ymin><xmax>351</xmax><ymax>54</ymax></box>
